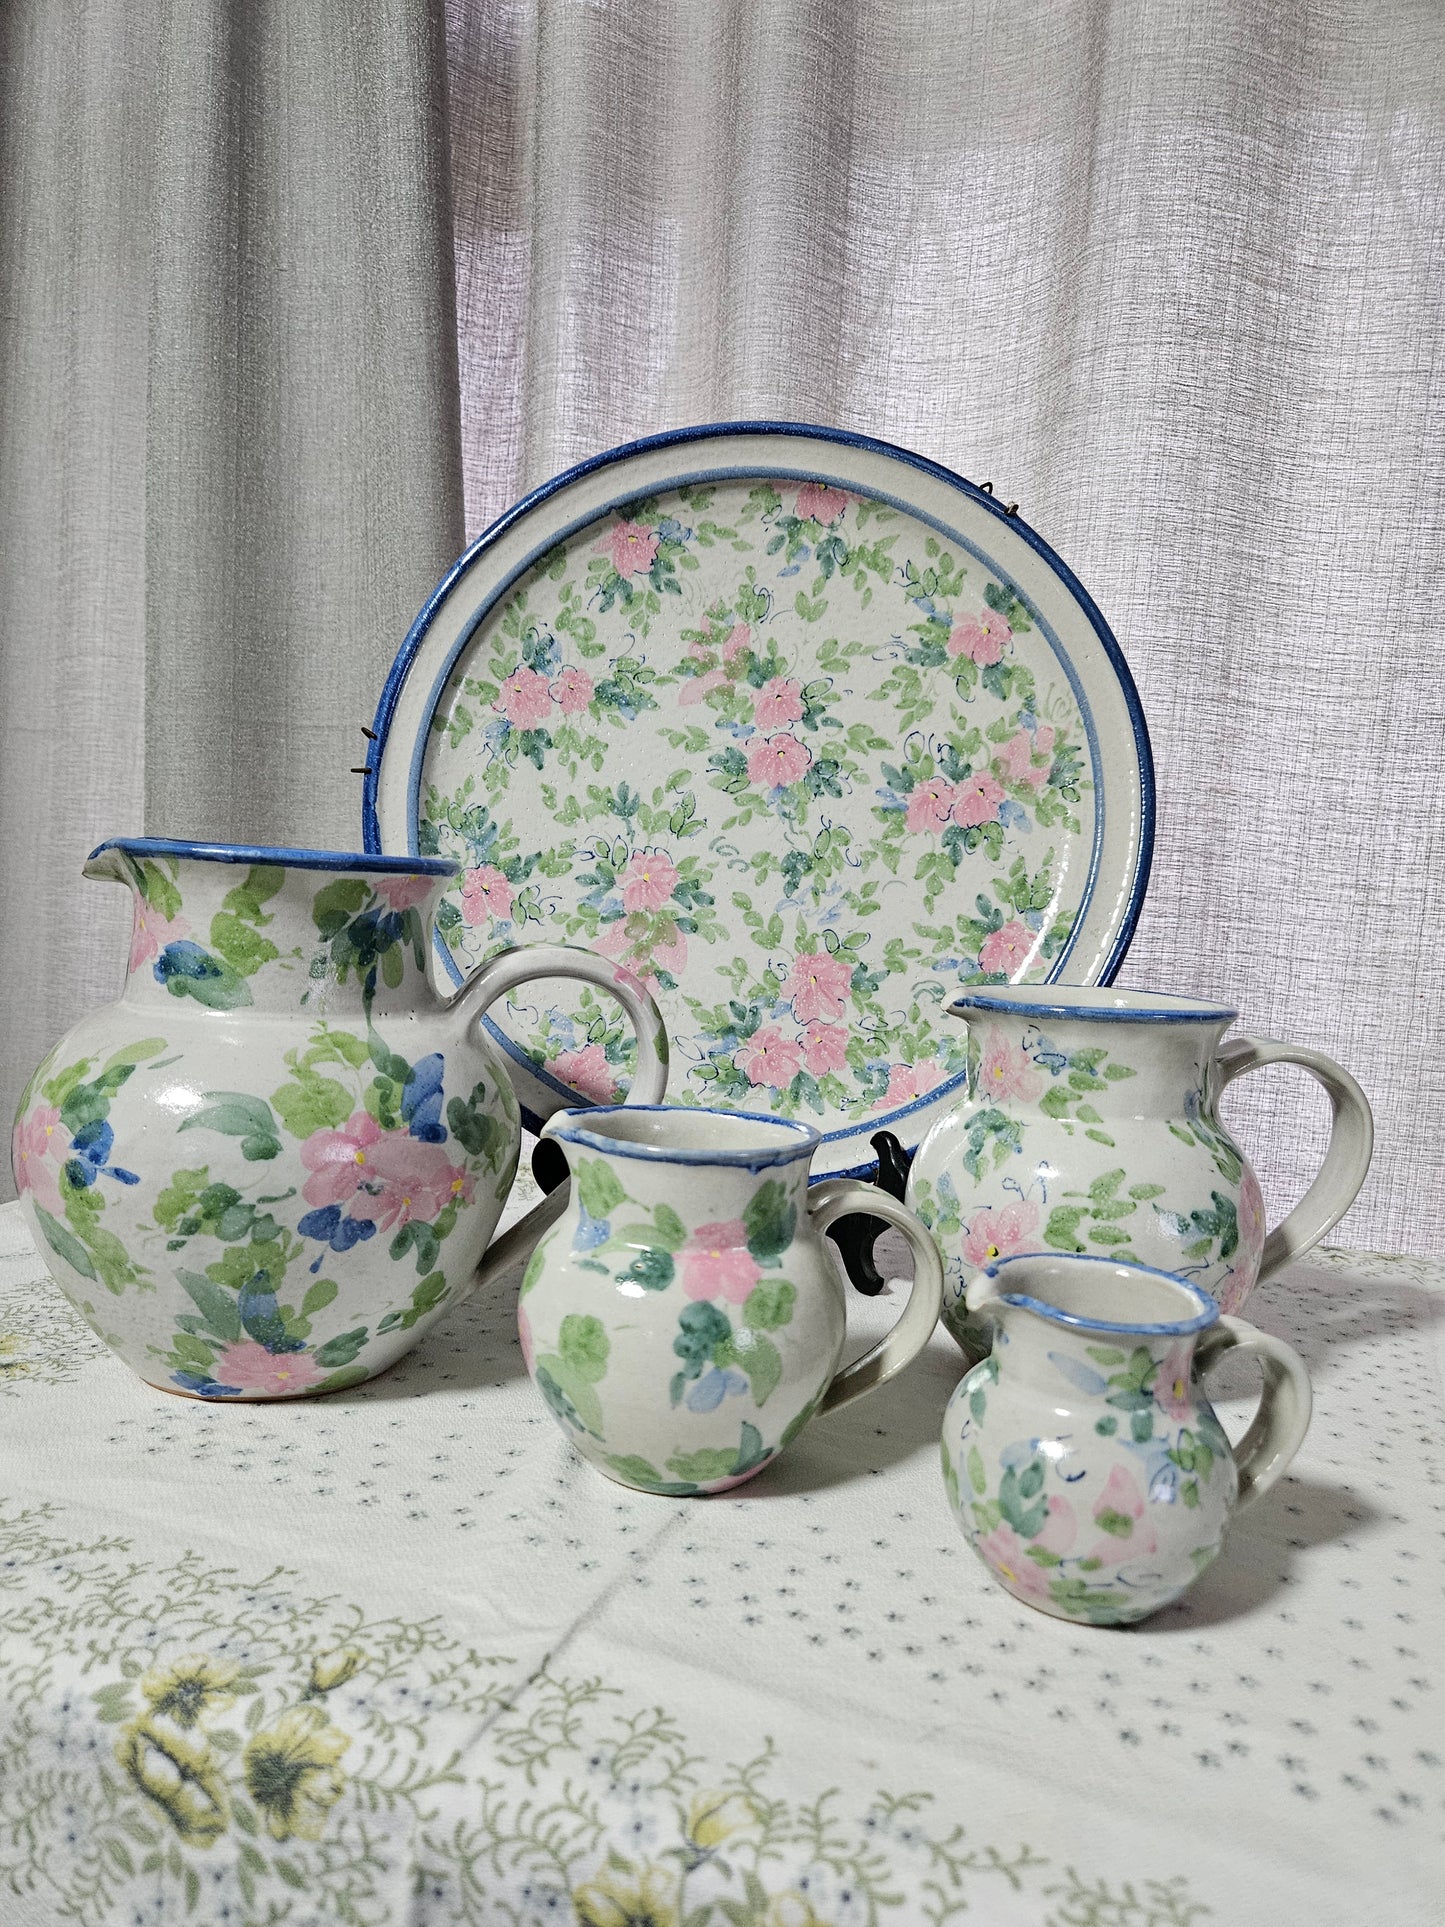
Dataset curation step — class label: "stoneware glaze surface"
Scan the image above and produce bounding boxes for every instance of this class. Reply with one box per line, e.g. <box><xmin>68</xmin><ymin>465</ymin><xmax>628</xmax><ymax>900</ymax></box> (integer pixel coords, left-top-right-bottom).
<box><xmin>941</xmin><ymin>1253</ymin><xmax>1312</xmax><ymax>1625</ymax></box>
<box><xmin>9</xmin><ymin>839</ymin><xmax>667</xmax><ymax>1398</ymax></box>
<box><xmin>906</xmin><ymin>986</ymin><xmax>1373</xmax><ymax>1355</ymax></box>
<box><xmin>507</xmin><ymin>1105</ymin><xmax>944</xmax><ymax>1494</ymax></box>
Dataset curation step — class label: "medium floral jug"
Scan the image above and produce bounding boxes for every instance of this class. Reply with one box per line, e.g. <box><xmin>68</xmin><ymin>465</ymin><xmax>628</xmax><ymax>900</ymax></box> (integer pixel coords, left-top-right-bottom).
<box><xmin>501</xmin><ymin>1105</ymin><xmax>944</xmax><ymax>1495</ymax></box>
<box><xmin>906</xmin><ymin>986</ymin><xmax>1372</xmax><ymax>1356</ymax></box>
<box><xmin>942</xmin><ymin>1252</ymin><xmax>1312</xmax><ymax>1625</ymax></box>
<box><xmin>11</xmin><ymin>838</ymin><xmax>668</xmax><ymax>1397</ymax></box>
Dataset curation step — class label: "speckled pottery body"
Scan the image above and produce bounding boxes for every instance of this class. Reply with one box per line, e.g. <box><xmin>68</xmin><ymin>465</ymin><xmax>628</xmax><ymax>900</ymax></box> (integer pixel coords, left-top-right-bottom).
<box><xmin>513</xmin><ymin>1106</ymin><xmax>944</xmax><ymax>1495</ymax></box>
<box><xmin>10</xmin><ymin>839</ymin><xmax>667</xmax><ymax>1398</ymax></box>
<box><xmin>941</xmin><ymin>1253</ymin><xmax>1312</xmax><ymax>1625</ymax></box>
<box><xmin>906</xmin><ymin>987</ymin><xmax>1373</xmax><ymax>1358</ymax></box>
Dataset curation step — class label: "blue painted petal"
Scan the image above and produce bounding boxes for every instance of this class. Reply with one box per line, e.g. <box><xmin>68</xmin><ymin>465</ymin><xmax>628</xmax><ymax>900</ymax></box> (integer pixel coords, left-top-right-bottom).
<box><xmin>298</xmin><ymin>1204</ymin><xmax>342</xmax><ymax>1243</ymax></box>
<box><xmin>63</xmin><ymin>1158</ymin><xmax>96</xmax><ymax>1189</ymax></box>
<box><xmin>110</xmin><ymin>1167</ymin><xmax>141</xmax><ymax>1185</ymax></box>
<box><xmin>402</xmin><ymin>1054</ymin><xmax>448</xmax><ymax>1142</ymax></box>
<box><xmin>154</xmin><ymin>940</ymin><xmax>222</xmax><ymax>984</ymax></box>
<box><xmin>1047</xmin><ymin>1350</ymin><xmax>1110</xmax><ymax>1396</ymax></box>
<box><xmin>685</xmin><ymin>1368</ymin><xmax>730</xmax><ymax>1414</ymax></box>
<box><xmin>330</xmin><ymin>1214</ymin><xmax>377</xmax><ymax>1253</ymax></box>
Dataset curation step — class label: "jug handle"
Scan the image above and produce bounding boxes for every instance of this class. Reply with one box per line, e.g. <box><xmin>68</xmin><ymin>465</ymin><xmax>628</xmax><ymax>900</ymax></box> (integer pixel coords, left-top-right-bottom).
<box><xmin>806</xmin><ymin>1182</ymin><xmax>944</xmax><ymax>1414</ymax></box>
<box><xmin>1216</xmin><ymin>1036</ymin><xmax>1373</xmax><ymax>1279</ymax></box>
<box><xmin>1194</xmin><ymin>1315</ymin><xmax>1312</xmax><ymax>1509</ymax></box>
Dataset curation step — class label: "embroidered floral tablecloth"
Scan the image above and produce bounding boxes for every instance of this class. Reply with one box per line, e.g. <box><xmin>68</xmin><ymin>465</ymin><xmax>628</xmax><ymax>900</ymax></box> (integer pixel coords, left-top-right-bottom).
<box><xmin>2</xmin><ymin>1196</ymin><xmax>1441</xmax><ymax>1926</ymax></box>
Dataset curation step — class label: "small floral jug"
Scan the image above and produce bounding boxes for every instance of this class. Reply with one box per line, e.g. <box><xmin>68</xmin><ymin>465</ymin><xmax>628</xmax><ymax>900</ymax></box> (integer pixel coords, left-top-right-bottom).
<box><xmin>502</xmin><ymin>1105</ymin><xmax>944</xmax><ymax>1495</ymax></box>
<box><xmin>942</xmin><ymin>1252</ymin><xmax>1312</xmax><ymax>1625</ymax></box>
<box><xmin>906</xmin><ymin>986</ymin><xmax>1372</xmax><ymax>1356</ymax></box>
<box><xmin>10</xmin><ymin>838</ymin><xmax>668</xmax><ymax>1398</ymax></box>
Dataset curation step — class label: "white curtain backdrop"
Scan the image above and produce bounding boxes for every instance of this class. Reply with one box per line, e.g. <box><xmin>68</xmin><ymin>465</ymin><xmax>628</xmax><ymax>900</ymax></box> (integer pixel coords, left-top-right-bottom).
<box><xmin>2</xmin><ymin>1</ymin><xmax>1441</xmax><ymax>1254</ymax></box>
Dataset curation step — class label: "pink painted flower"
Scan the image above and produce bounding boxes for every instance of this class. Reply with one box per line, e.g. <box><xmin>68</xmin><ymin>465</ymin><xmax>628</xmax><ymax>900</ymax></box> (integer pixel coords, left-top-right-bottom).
<box><xmin>606</xmin><ymin>520</ymin><xmax>659</xmax><ymax>578</ymax></box>
<box><xmin>363</xmin><ymin>1135</ymin><xmax>475</xmax><ymax>1232</ymax></box>
<box><xmin>905</xmin><ymin>777</ymin><xmax>960</xmax><ymax>834</ymax></box>
<box><xmin>517</xmin><ymin>1304</ymin><xmax>535</xmax><ymax>1375</ymax></box>
<box><xmin>212</xmin><ymin>1341</ymin><xmax>327</xmax><ymax>1397</ymax></box>
<box><xmin>1087</xmin><ymin>1463</ymin><xmax>1157</xmax><ymax>1565</ymax></box>
<box><xmin>550</xmin><ymin>666</ymin><xmax>594</xmax><ymax>713</ymax></box>
<box><xmin>795</xmin><ymin>481</ymin><xmax>849</xmax><ymax>526</ymax></box>
<box><xmin>961</xmin><ymin>1199</ymin><xmax>1041</xmax><ymax>1268</ymax></box>
<box><xmin>876</xmin><ymin>1059</ymin><xmax>944</xmax><ymax>1110</ymax></box>
<box><xmin>128</xmin><ymin>905</ymin><xmax>191</xmax><ymax>972</ymax></box>
<box><xmin>746</xmin><ymin>733</ymin><xmax>812</xmax><ymax>789</ymax></box>
<box><xmin>735</xmin><ymin>1025</ymin><xmax>804</xmax><ymax>1090</ymax></box>
<box><xmin>1237</xmin><ymin>1163</ymin><xmax>1266</xmax><ymax>1283</ymax></box>
<box><xmin>649</xmin><ymin>929</ymin><xmax>688</xmax><ymax>981</ymax></box>
<box><xmin>1154</xmin><ymin>1340</ymin><xmax>1195</xmax><ymax>1421</ymax></box>
<box><xmin>1036</xmin><ymin>1494</ymin><xmax>1078</xmax><ymax>1557</ymax></box>
<box><xmin>995</xmin><ymin>731</ymin><xmax>1049</xmax><ymax>789</ymax></box>
<box><xmin>951</xmin><ymin>773</ymin><xmax>1006</xmax><ymax>828</ymax></box>
<box><xmin>785</xmin><ymin>950</ymin><xmax>853</xmax><ymax>1022</ymax></box>
<box><xmin>460</xmin><ymin>865</ymin><xmax>513</xmax><ymax>925</ymax></box>
<box><xmin>594</xmin><ymin>923</ymin><xmax>687</xmax><ymax>997</ymax></box>
<box><xmin>753</xmin><ymin>677</ymin><xmax>805</xmax><ymax>728</ymax></box>
<box><xmin>801</xmin><ymin>1022</ymin><xmax>849</xmax><ymax>1077</ymax></box>
<box><xmin>977</xmin><ymin>1028</ymin><xmax>1044</xmax><ymax>1102</ymax></box>
<box><xmin>721</xmin><ymin>622</ymin><xmax>752</xmax><ymax>662</ymax></box>
<box><xmin>496</xmin><ymin>666</ymin><xmax>553</xmax><ymax>729</ymax></box>
<box><xmin>682</xmin><ymin>1220</ymin><xmax>762</xmax><ymax>1303</ymax></box>
<box><xmin>545</xmin><ymin>1043</ymin><xmax>618</xmax><ymax>1105</ymax></box>
<box><xmin>301</xmin><ymin>1110</ymin><xmax>386</xmax><ymax>1210</ymax></box>
<box><xmin>372</xmin><ymin>874</ymin><xmax>434</xmax><ymax>912</ymax></box>
<box><xmin>679</xmin><ymin>667</ymin><xmax>728</xmax><ymax>706</ymax></box>
<box><xmin>11</xmin><ymin>1105</ymin><xmax>65</xmax><ymax>1216</ymax></box>
<box><xmin>978</xmin><ymin>920</ymin><xmax>1037</xmax><ymax>978</ymax></box>
<box><xmin>947</xmin><ymin>612</ymin><xmax>1012</xmax><ymax>664</ymax></box>
<box><xmin>620</xmin><ymin>849</ymin><xmax>680</xmax><ymax>913</ymax></box>
<box><xmin>974</xmin><ymin>1521</ymin><xmax>1052</xmax><ymax>1600</ymax></box>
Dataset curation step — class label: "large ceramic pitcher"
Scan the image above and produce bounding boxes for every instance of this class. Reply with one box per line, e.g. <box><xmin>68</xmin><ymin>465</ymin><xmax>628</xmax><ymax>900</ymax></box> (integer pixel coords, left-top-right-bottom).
<box><xmin>906</xmin><ymin>986</ymin><xmax>1372</xmax><ymax>1356</ymax></box>
<box><xmin>10</xmin><ymin>838</ymin><xmax>667</xmax><ymax>1397</ymax></box>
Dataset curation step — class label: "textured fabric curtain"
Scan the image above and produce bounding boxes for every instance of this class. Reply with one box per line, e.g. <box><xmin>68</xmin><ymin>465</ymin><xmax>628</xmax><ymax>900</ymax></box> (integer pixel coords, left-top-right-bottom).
<box><xmin>0</xmin><ymin>0</ymin><xmax>463</xmax><ymax>1190</ymax></box>
<box><xmin>443</xmin><ymin>0</ymin><xmax>1445</xmax><ymax>1254</ymax></box>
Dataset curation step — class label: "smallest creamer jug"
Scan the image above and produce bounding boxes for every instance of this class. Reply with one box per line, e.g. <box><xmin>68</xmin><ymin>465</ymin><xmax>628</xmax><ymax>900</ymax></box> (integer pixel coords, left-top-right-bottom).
<box><xmin>941</xmin><ymin>1253</ymin><xmax>1311</xmax><ymax>1625</ymax></box>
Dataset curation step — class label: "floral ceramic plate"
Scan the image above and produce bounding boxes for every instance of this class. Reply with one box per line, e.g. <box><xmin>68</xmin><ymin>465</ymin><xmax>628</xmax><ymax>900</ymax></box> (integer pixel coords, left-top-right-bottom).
<box><xmin>365</xmin><ymin>424</ymin><xmax>1153</xmax><ymax>1177</ymax></box>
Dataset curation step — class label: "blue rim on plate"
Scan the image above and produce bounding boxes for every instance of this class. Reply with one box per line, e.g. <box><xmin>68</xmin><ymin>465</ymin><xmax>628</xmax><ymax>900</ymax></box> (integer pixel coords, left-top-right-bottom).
<box><xmin>363</xmin><ymin>421</ymin><xmax>1154</xmax><ymax>1177</ymax></box>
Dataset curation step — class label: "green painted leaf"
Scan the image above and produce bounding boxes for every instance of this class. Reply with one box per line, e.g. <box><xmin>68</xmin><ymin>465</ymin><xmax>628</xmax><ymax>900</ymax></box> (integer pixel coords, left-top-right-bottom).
<box><xmin>536</xmin><ymin>1355</ymin><xmax>603</xmax><ymax>1434</ymax></box>
<box><xmin>313</xmin><ymin>1328</ymin><xmax>368</xmax><ymax>1368</ymax></box>
<box><xmin>733</xmin><ymin>1330</ymin><xmax>781</xmax><ymax>1406</ymax></box>
<box><xmin>1127</xmin><ymin>1182</ymin><xmax>1167</xmax><ymax>1201</ymax></box>
<box><xmin>100</xmin><ymin>1038</ymin><xmax>167</xmax><ymax>1076</ymax></box>
<box><xmin>653</xmin><ymin>1202</ymin><xmax>686</xmax><ymax>1249</ymax></box>
<box><xmin>314</xmin><ymin>1365</ymin><xmax>370</xmax><ymax>1395</ymax></box>
<box><xmin>1044</xmin><ymin>1205</ymin><xmax>1088</xmax><ymax>1253</ymax></box>
<box><xmin>742</xmin><ymin>1278</ymin><xmax>796</xmax><ymax>1331</ymax></box>
<box><xmin>520</xmin><ymin>1241</ymin><xmax>547</xmax><ymax>1298</ymax></box>
<box><xmin>558</xmin><ymin>1313</ymin><xmax>609</xmax><ymax>1382</ymax></box>
<box><xmin>1088</xmin><ymin>1168</ymin><xmax>1127</xmax><ymax>1202</ymax></box>
<box><xmin>621</xmin><ymin>1246</ymin><xmax>675</xmax><ymax>1291</ymax></box>
<box><xmin>179</xmin><ymin>1094</ymin><xmax>280</xmax><ymax>1149</ymax></box>
<box><xmin>1084</xmin><ymin>1128</ymin><xmax>1117</xmax><ymax>1146</ymax></box>
<box><xmin>32</xmin><ymin>1205</ymin><xmax>96</xmax><ymax>1281</ymax></box>
<box><xmin>605</xmin><ymin>1454</ymin><xmax>666</xmax><ymax>1487</ymax></box>
<box><xmin>301</xmin><ymin>1278</ymin><xmax>338</xmax><ymax>1317</ymax></box>
<box><xmin>270</xmin><ymin>1073</ymin><xmax>352</xmax><ymax>1138</ymax></box>
<box><xmin>1086</xmin><ymin>1345</ymin><xmax>1126</xmax><ymax>1364</ymax></box>
<box><xmin>666</xmin><ymin>1445</ymin><xmax>739</xmax><ymax>1482</ymax></box>
<box><xmin>312</xmin><ymin>877</ymin><xmax>370</xmax><ymax>939</ymax></box>
<box><xmin>966</xmin><ymin>1444</ymin><xmax>987</xmax><ymax>1495</ymax></box>
<box><xmin>1095</xmin><ymin>1507</ymin><xmax>1134</xmax><ymax>1539</ymax></box>
<box><xmin>742</xmin><ymin>1178</ymin><xmax>796</xmax><ymax>1261</ymax></box>
<box><xmin>574</xmin><ymin>1157</ymin><xmax>627</xmax><ymax>1221</ymax></box>
<box><xmin>177</xmin><ymin>1269</ymin><xmax>243</xmax><ymax>1342</ymax></box>
<box><xmin>209</xmin><ymin>913</ymin><xmax>280</xmax><ymax>978</ymax></box>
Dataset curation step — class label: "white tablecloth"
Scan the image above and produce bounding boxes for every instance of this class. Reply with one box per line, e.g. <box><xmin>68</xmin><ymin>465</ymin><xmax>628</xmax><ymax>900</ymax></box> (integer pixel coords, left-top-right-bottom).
<box><xmin>1</xmin><ymin>1196</ymin><xmax>1441</xmax><ymax>1925</ymax></box>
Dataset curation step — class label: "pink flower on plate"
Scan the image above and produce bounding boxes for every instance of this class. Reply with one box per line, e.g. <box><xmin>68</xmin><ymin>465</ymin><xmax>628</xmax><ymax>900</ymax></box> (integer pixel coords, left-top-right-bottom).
<box><xmin>994</xmin><ymin>731</ymin><xmax>1049</xmax><ymax>789</ymax></box>
<box><xmin>606</xmin><ymin>520</ymin><xmax>659</xmax><ymax>579</ymax></box>
<box><xmin>905</xmin><ymin>777</ymin><xmax>960</xmax><ymax>834</ymax></box>
<box><xmin>496</xmin><ymin>666</ymin><xmax>553</xmax><ymax>730</ymax></box>
<box><xmin>947</xmin><ymin>612</ymin><xmax>1012</xmax><ymax>665</ymax></box>
<box><xmin>363</xmin><ymin>1135</ymin><xmax>474</xmax><ymax>1232</ymax></box>
<box><xmin>961</xmin><ymin>1199</ymin><xmax>1041</xmax><ymax>1268</ymax></box>
<box><xmin>545</xmin><ymin>1043</ymin><xmax>618</xmax><ymax>1106</ymax></box>
<box><xmin>721</xmin><ymin>622</ymin><xmax>752</xmax><ymax>662</ymax></box>
<box><xmin>801</xmin><ymin>1022</ymin><xmax>849</xmax><ymax>1077</ymax></box>
<box><xmin>461</xmin><ymin>865</ymin><xmax>513</xmax><ymax>926</ymax></box>
<box><xmin>373</xmin><ymin>874</ymin><xmax>434</xmax><ymax>912</ymax></box>
<box><xmin>735</xmin><ymin>1025</ymin><xmax>804</xmax><ymax>1090</ymax></box>
<box><xmin>785</xmin><ymin>949</ymin><xmax>853</xmax><ymax>1022</ymax></box>
<box><xmin>594</xmin><ymin>921</ymin><xmax>687</xmax><ymax>997</ymax></box>
<box><xmin>978</xmin><ymin>920</ymin><xmax>1037</xmax><ymax>978</ymax></box>
<box><xmin>129</xmin><ymin>905</ymin><xmax>191</xmax><ymax>972</ymax></box>
<box><xmin>753</xmin><ymin>677</ymin><xmax>805</xmax><ymax>728</ymax></box>
<box><xmin>876</xmin><ymin>1059</ymin><xmax>944</xmax><ymax>1110</ymax></box>
<box><xmin>620</xmin><ymin>849</ymin><xmax>681</xmax><ymax>913</ymax></box>
<box><xmin>951</xmin><ymin>773</ymin><xmax>1006</xmax><ymax>828</ymax></box>
<box><xmin>212</xmin><ymin>1341</ymin><xmax>327</xmax><ymax>1397</ymax></box>
<box><xmin>679</xmin><ymin>667</ymin><xmax>727</xmax><ymax>706</ymax></box>
<box><xmin>550</xmin><ymin>666</ymin><xmax>594</xmax><ymax>713</ymax></box>
<box><xmin>977</xmin><ymin>1028</ymin><xmax>1043</xmax><ymax>1102</ymax></box>
<box><xmin>795</xmin><ymin>481</ymin><xmax>849</xmax><ymax>526</ymax></box>
<box><xmin>682</xmin><ymin>1220</ymin><xmax>762</xmax><ymax>1303</ymax></box>
<box><xmin>746</xmin><ymin>733</ymin><xmax>812</xmax><ymax>789</ymax></box>
<box><xmin>301</xmin><ymin>1111</ymin><xmax>385</xmax><ymax>1211</ymax></box>
<box><xmin>973</xmin><ymin>1521</ymin><xmax>1052</xmax><ymax>1600</ymax></box>
<box><xmin>1087</xmin><ymin>1463</ymin><xmax>1157</xmax><ymax>1566</ymax></box>
<box><xmin>11</xmin><ymin>1105</ymin><xmax>65</xmax><ymax>1215</ymax></box>
<box><xmin>1154</xmin><ymin>1339</ymin><xmax>1195</xmax><ymax>1421</ymax></box>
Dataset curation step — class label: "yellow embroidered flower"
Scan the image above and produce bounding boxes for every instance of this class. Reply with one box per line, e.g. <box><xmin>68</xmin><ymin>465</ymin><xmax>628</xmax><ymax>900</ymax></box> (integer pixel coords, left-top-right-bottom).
<box><xmin>140</xmin><ymin>1654</ymin><xmax>240</xmax><ymax>1729</ymax></box>
<box><xmin>0</xmin><ymin>1336</ymin><xmax>27</xmax><ymax>1378</ymax></box>
<box><xmin>115</xmin><ymin>1718</ymin><xmax>230</xmax><ymax>1846</ymax></box>
<box><xmin>242</xmin><ymin>1704</ymin><xmax>351</xmax><ymax>1841</ymax></box>
<box><xmin>764</xmin><ymin>1894</ymin><xmax>828</xmax><ymax>1927</ymax></box>
<box><xmin>572</xmin><ymin>1859</ymin><xmax>678</xmax><ymax>1927</ymax></box>
<box><xmin>306</xmin><ymin>1648</ymin><xmax>363</xmax><ymax>1696</ymax></box>
<box><xmin>685</xmin><ymin>1789</ymin><xmax>754</xmax><ymax>1850</ymax></box>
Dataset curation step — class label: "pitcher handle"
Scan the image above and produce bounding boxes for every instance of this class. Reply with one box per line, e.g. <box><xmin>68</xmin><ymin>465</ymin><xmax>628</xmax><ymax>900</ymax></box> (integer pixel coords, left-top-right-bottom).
<box><xmin>806</xmin><ymin>1181</ymin><xmax>943</xmax><ymax>1414</ymax></box>
<box><xmin>1217</xmin><ymin>1036</ymin><xmax>1373</xmax><ymax>1279</ymax></box>
<box><xmin>1194</xmin><ymin>1314</ymin><xmax>1312</xmax><ymax>1508</ymax></box>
